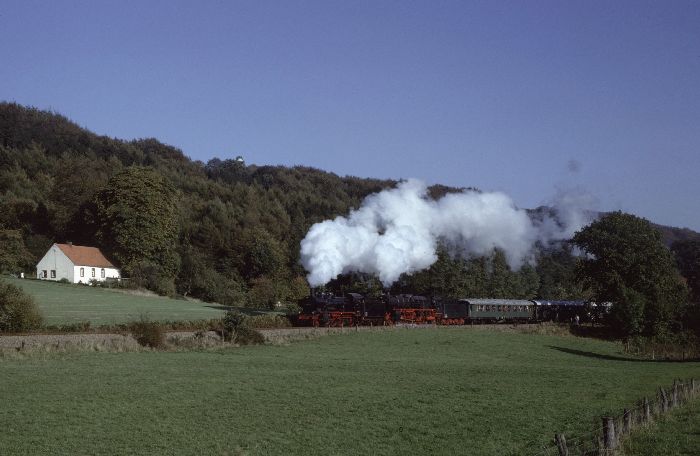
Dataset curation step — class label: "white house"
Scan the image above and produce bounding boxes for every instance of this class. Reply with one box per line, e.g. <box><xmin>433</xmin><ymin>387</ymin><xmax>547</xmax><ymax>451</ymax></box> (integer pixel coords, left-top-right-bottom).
<box><xmin>36</xmin><ymin>243</ymin><xmax>121</xmax><ymax>284</ymax></box>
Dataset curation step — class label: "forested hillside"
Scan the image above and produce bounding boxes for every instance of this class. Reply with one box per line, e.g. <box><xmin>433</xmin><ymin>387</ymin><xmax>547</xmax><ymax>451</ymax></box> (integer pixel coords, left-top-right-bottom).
<box><xmin>1</xmin><ymin>102</ymin><xmax>697</xmax><ymax>307</ymax></box>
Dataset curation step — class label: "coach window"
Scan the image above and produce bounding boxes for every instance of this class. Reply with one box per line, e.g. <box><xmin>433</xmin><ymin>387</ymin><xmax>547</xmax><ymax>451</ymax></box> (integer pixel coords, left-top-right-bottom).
<box><xmin>91</xmin><ymin>268</ymin><xmax>95</xmax><ymax>278</ymax></box>
<box><xmin>80</xmin><ymin>268</ymin><xmax>84</xmax><ymax>277</ymax></box>
<box><xmin>101</xmin><ymin>269</ymin><xmax>105</xmax><ymax>278</ymax></box>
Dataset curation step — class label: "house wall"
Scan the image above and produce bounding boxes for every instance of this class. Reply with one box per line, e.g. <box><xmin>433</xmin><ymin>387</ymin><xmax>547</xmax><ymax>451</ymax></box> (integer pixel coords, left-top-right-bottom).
<box><xmin>73</xmin><ymin>266</ymin><xmax>120</xmax><ymax>284</ymax></box>
<box><xmin>36</xmin><ymin>244</ymin><xmax>75</xmax><ymax>282</ymax></box>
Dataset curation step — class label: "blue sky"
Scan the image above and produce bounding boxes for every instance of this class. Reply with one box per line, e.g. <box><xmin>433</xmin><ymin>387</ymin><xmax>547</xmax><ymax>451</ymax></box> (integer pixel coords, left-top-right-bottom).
<box><xmin>1</xmin><ymin>1</ymin><xmax>699</xmax><ymax>230</ymax></box>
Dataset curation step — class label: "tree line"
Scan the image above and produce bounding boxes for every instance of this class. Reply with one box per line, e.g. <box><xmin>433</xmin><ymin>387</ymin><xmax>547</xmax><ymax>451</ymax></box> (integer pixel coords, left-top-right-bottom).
<box><xmin>1</xmin><ymin>102</ymin><xmax>699</xmax><ymax>342</ymax></box>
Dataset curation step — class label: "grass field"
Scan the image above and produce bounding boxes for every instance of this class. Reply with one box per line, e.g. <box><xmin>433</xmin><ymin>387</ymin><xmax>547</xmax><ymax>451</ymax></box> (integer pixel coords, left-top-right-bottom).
<box><xmin>621</xmin><ymin>398</ymin><xmax>700</xmax><ymax>455</ymax></box>
<box><xmin>2</xmin><ymin>328</ymin><xmax>700</xmax><ymax>455</ymax></box>
<box><xmin>2</xmin><ymin>277</ymin><xmax>229</xmax><ymax>325</ymax></box>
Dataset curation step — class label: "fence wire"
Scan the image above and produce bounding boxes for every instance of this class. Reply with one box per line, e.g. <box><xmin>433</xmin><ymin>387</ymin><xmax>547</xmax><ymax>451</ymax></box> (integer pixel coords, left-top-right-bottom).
<box><xmin>529</xmin><ymin>379</ymin><xmax>698</xmax><ymax>456</ymax></box>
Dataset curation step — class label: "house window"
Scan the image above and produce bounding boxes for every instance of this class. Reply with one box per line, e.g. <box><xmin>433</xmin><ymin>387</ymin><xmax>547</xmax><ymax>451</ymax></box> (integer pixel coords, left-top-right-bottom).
<box><xmin>42</xmin><ymin>270</ymin><xmax>47</xmax><ymax>278</ymax></box>
<box><xmin>50</xmin><ymin>270</ymin><xmax>56</xmax><ymax>278</ymax></box>
<box><xmin>101</xmin><ymin>269</ymin><xmax>105</xmax><ymax>278</ymax></box>
<box><xmin>91</xmin><ymin>268</ymin><xmax>95</xmax><ymax>278</ymax></box>
<box><xmin>80</xmin><ymin>268</ymin><xmax>84</xmax><ymax>277</ymax></box>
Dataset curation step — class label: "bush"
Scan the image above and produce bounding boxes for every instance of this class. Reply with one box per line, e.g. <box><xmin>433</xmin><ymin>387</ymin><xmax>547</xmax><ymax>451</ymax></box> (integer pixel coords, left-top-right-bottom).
<box><xmin>129</xmin><ymin>317</ymin><xmax>165</xmax><ymax>348</ymax></box>
<box><xmin>0</xmin><ymin>281</ymin><xmax>43</xmax><ymax>332</ymax></box>
<box><xmin>285</xmin><ymin>302</ymin><xmax>301</xmax><ymax>315</ymax></box>
<box><xmin>222</xmin><ymin>310</ymin><xmax>265</xmax><ymax>345</ymax></box>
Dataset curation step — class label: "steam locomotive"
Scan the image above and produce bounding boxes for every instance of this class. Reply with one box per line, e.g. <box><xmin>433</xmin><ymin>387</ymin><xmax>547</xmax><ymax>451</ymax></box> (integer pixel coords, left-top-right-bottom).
<box><xmin>294</xmin><ymin>293</ymin><xmax>601</xmax><ymax>327</ymax></box>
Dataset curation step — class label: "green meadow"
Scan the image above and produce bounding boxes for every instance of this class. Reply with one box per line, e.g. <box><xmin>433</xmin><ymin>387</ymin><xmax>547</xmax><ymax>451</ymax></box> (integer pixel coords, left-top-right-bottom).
<box><xmin>2</xmin><ymin>329</ymin><xmax>700</xmax><ymax>455</ymax></box>
<box><xmin>2</xmin><ymin>277</ymin><xmax>227</xmax><ymax>325</ymax></box>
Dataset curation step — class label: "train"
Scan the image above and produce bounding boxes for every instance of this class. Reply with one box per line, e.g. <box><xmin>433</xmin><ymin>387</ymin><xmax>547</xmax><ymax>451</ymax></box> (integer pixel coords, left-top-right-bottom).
<box><xmin>293</xmin><ymin>293</ymin><xmax>609</xmax><ymax>327</ymax></box>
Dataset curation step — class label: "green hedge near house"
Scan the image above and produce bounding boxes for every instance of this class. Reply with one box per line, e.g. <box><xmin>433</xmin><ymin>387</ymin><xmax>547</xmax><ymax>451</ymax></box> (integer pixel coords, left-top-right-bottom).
<box><xmin>0</xmin><ymin>281</ymin><xmax>43</xmax><ymax>332</ymax></box>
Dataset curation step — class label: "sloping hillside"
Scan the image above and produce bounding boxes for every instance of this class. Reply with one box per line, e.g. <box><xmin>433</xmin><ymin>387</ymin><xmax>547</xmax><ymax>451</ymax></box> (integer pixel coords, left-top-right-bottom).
<box><xmin>3</xmin><ymin>277</ymin><xmax>227</xmax><ymax>325</ymax></box>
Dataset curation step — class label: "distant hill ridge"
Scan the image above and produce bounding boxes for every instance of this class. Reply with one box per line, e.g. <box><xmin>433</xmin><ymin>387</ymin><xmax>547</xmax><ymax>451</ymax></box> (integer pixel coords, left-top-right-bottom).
<box><xmin>2</xmin><ymin>101</ymin><xmax>697</xmax><ymax>243</ymax></box>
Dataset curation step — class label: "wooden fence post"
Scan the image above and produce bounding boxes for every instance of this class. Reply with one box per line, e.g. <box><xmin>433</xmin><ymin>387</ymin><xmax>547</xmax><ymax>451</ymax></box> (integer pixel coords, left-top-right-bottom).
<box><xmin>670</xmin><ymin>381</ymin><xmax>678</xmax><ymax>408</ymax></box>
<box><xmin>672</xmin><ymin>382</ymin><xmax>679</xmax><ymax>408</ymax></box>
<box><xmin>623</xmin><ymin>408</ymin><xmax>632</xmax><ymax>435</ymax></box>
<box><xmin>603</xmin><ymin>416</ymin><xmax>616</xmax><ymax>452</ymax></box>
<box><xmin>660</xmin><ymin>387</ymin><xmax>669</xmax><ymax>413</ymax></box>
<box><xmin>643</xmin><ymin>397</ymin><xmax>651</xmax><ymax>423</ymax></box>
<box><xmin>555</xmin><ymin>434</ymin><xmax>568</xmax><ymax>456</ymax></box>
<box><xmin>692</xmin><ymin>378</ymin><xmax>696</xmax><ymax>393</ymax></box>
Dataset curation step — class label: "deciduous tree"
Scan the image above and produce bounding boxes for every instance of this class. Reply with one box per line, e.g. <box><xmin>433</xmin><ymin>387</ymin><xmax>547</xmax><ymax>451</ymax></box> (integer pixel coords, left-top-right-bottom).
<box><xmin>96</xmin><ymin>167</ymin><xmax>179</xmax><ymax>278</ymax></box>
<box><xmin>572</xmin><ymin>212</ymin><xmax>688</xmax><ymax>338</ymax></box>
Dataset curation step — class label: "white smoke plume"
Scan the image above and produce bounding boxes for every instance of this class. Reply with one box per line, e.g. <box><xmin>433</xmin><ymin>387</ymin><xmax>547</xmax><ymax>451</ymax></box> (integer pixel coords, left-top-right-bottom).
<box><xmin>300</xmin><ymin>179</ymin><xmax>593</xmax><ymax>287</ymax></box>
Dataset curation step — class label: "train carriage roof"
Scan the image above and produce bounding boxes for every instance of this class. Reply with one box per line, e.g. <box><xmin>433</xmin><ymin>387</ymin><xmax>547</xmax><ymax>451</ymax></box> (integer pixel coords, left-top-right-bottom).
<box><xmin>532</xmin><ymin>300</ymin><xmax>586</xmax><ymax>306</ymax></box>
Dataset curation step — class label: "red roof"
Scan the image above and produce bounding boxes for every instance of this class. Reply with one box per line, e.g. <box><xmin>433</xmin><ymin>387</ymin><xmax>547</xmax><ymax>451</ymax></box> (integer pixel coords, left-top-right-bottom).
<box><xmin>56</xmin><ymin>244</ymin><xmax>116</xmax><ymax>268</ymax></box>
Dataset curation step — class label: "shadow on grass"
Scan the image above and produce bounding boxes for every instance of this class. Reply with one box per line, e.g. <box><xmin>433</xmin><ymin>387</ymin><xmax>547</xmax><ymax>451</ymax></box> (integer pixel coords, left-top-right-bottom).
<box><xmin>547</xmin><ymin>345</ymin><xmax>700</xmax><ymax>363</ymax></box>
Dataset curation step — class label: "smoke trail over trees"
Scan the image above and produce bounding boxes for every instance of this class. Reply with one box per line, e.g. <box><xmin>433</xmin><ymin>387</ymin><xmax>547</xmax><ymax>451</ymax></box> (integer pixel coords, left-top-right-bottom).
<box><xmin>300</xmin><ymin>179</ymin><xmax>593</xmax><ymax>287</ymax></box>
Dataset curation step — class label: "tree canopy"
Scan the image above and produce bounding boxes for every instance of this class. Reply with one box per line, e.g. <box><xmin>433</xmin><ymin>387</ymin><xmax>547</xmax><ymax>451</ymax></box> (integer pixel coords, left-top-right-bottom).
<box><xmin>96</xmin><ymin>167</ymin><xmax>179</xmax><ymax>275</ymax></box>
<box><xmin>572</xmin><ymin>211</ymin><xmax>689</xmax><ymax>338</ymax></box>
<box><xmin>672</xmin><ymin>239</ymin><xmax>700</xmax><ymax>303</ymax></box>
